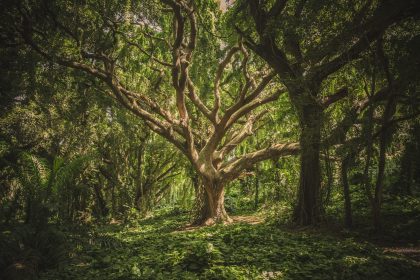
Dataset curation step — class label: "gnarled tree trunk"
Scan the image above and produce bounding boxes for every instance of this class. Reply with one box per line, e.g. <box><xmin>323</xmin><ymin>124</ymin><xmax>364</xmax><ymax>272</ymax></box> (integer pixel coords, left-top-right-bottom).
<box><xmin>192</xmin><ymin>178</ymin><xmax>231</xmax><ymax>226</ymax></box>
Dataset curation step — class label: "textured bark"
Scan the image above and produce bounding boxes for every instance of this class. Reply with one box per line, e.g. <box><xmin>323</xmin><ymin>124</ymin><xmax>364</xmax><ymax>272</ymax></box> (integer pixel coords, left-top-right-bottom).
<box><xmin>192</xmin><ymin>179</ymin><xmax>231</xmax><ymax>226</ymax></box>
<box><xmin>294</xmin><ymin>105</ymin><xmax>322</xmax><ymax>225</ymax></box>
<box><xmin>191</xmin><ymin>174</ymin><xmax>209</xmax><ymax>225</ymax></box>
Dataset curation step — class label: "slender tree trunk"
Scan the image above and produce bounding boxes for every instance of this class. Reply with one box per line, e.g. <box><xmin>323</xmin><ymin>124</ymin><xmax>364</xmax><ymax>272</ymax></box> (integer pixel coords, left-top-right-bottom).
<box><xmin>274</xmin><ymin>163</ymin><xmax>282</xmax><ymax>201</ymax></box>
<box><xmin>373</xmin><ymin>95</ymin><xmax>396</xmax><ymax>231</ymax></box>
<box><xmin>361</xmin><ymin>103</ymin><xmax>375</xmax><ymax>221</ymax></box>
<box><xmin>192</xmin><ymin>178</ymin><xmax>231</xmax><ymax>226</ymax></box>
<box><xmin>294</xmin><ymin>105</ymin><xmax>322</xmax><ymax>225</ymax></box>
<box><xmin>111</xmin><ymin>182</ymin><xmax>116</xmax><ymax>217</ymax></box>
<box><xmin>341</xmin><ymin>157</ymin><xmax>353</xmax><ymax>228</ymax></box>
<box><xmin>93</xmin><ymin>183</ymin><xmax>108</xmax><ymax>217</ymax></box>
<box><xmin>372</xmin><ymin>139</ymin><xmax>386</xmax><ymax>231</ymax></box>
<box><xmin>254</xmin><ymin>165</ymin><xmax>259</xmax><ymax>209</ymax></box>
<box><xmin>135</xmin><ymin>144</ymin><xmax>144</xmax><ymax>210</ymax></box>
<box><xmin>324</xmin><ymin>148</ymin><xmax>333</xmax><ymax>206</ymax></box>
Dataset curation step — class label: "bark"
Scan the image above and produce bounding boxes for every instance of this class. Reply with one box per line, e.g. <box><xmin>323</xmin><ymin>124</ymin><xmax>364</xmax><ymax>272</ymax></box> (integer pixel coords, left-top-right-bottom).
<box><xmin>294</xmin><ymin>104</ymin><xmax>322</xmax><ymax>225</ymax></box>
<box><xmin>191</xmin><ymin>173</ymin><xmax>207</xmax><ymax>224</ymax></box>
<box><xmin>191</xmin><ymin>181</ymin><xmax>211</xmax><ymax>225</ymax></box>
<box><xmin>192</xmin><ymin>179</ymin><xmax>231</xmax><ymax>226</ymax></box>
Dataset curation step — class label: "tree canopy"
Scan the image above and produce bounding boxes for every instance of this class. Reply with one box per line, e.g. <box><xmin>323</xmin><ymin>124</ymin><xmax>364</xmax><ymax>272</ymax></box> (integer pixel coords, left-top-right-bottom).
<box><xmin>1</xmin><ymin>0</ymin><xmax>420</xmax><ymax>279</ymax></box>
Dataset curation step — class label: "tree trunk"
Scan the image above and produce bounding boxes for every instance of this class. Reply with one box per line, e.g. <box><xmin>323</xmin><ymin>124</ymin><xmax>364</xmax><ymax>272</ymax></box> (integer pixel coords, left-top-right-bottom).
<box><xmin>93</xmin><ymin>183</ymin><xmax>108</xmax><ymax>217</ymax></box>
<box><xmin>323</xmin><ymin>148</ymin><xmax>333</xmax><ymax>206</ymax></box>
<box><xmin>294</xmin><ymin>105</ymin><xmax>322</xmax><ymax>225</ymax></box>
<box><xmin>373</xmin><ymin>91</ymin><xmax>396</xmax><ymax>231</ymax></box>
<box><xmin>254</xmin><ymin>165</ymin><xmax>260</xmax><ymax>209</ymax></box>
<box><xmin>341</xmin><ymin>158</ymin><xmax>353</xmax><ymax>228</ymax></box>
<box><xmin>192</xmin><ymin>179</ymin><xmax>231</xmax><ymax>226</ymax></box>
<box><xmin>134</xmin><ymin>144</ymin><xmax>144</xmax><ymax>210</ymax></box>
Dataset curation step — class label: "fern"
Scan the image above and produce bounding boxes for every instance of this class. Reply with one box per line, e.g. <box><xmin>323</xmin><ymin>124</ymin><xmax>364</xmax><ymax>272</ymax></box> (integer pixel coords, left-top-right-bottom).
<box><xmin>19</xmin><ymin>153</ymin><xmax>50</xmax><ymax>193</ymax></box>
<box><xmin>17</xmin><ymin>153</ymin><xmax>95</xmax><ymax>224</ymax></box>
<box><xmin>51</xmin><ymin>154</ymin><xmax>94</xmax><ymax>196</ymax></box>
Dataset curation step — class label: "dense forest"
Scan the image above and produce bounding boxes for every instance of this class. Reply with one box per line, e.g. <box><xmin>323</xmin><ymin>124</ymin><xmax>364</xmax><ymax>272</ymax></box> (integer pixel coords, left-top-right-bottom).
<box><xmin>1</xmin><ymin>0</ymin><xmax>420</xmax><ymax>279</ymax></box>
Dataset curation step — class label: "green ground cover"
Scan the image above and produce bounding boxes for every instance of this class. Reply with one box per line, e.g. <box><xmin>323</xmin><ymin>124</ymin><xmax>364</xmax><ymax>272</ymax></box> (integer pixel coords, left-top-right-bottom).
<box><xmin>37</xmin><ymin>210</ymin><xmax>419</xmax><ymax>280</ymax></box>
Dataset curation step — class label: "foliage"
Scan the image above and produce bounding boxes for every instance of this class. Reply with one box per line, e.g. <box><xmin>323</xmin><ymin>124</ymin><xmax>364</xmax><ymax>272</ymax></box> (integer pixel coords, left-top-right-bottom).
<box><xmin>0</xmin><ymin>0</ymin><xmax>419</xmax><ymax>279</ymax></box>
<box><xmin>0</xmin><ymin>225</ymin><xmax>67</xmax><ymax>280</ymax></box>
<box><xmin>37</xmin><ymin>211</ymin><xmax>419</xmax><ymax>280</ymax></box>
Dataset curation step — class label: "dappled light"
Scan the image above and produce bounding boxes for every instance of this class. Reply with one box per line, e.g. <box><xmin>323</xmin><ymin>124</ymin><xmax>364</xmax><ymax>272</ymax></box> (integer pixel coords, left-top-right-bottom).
<box><xmin>1</xmin><ymin>0</ymin><xmax>419</xmax><ymax>279</ymax></box>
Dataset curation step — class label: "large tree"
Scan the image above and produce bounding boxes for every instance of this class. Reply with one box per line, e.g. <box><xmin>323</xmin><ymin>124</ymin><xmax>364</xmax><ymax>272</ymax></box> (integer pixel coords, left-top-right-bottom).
<box><xmin>7</xmin><ymin>0</ymin><xmax>300</xmax><ymax>225</ymax></box>
<box><xmin>231</xmin><ymin>0</ymin><xmax>420</xmax><ymax>225</ymax></box>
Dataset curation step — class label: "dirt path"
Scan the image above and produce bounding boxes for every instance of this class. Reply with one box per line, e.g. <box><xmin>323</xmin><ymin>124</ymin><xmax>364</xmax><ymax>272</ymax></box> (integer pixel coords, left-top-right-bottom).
<box><xmin>175</xmin><ymin>214</ymin><xmax>264</xmax><ymax>232</ymax></box>
<box><xmin>231</xmin><ymin>215</ymin><xmax>264</xmax><ymax>225</ymax></box>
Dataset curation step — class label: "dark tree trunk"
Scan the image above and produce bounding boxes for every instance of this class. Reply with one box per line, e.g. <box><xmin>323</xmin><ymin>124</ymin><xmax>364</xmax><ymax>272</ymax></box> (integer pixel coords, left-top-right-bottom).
<box><xmin>191</xmin><ymin>173</ymin><xmax>208</xmax><ymax>224</ymax></box>
<box><xmin>134</xmin><ymin>144</ymin><xmax>144</xmax><ymax>210</ymax></box>
<box><xmin>372</xmin><ymin>90</ymin><xmax>396</xmax><ymax>231</ymax></box>
<box><xmin>134</xmin><ymin>188</ymin><xmax>143</xmax><ymax>211</ymax></box>
<box><xmin>294</xmin><ymin>105</ymin><xmax>322</xmax><ymax>225</ymax></box>
<box><xmin>93</xmin><ymin>183</ymin><xmax>108</xmax><ymax>217</ymax></box>
<box><xmin>372</xmin><ymin>113</ymin><xmax>392</xmax><ymax>230</ymax></box>
<box><xmin>341</xmin><ymin>158</ymin><xmax>353</xmax><ymax>228</ymax></box>
<box><xmin>373</xmin><ymin>139</ymin><xmax>387</xmax><ymax>231</ymax></box>
<box><xmin>110</xmin><ymin>182</ymin><xmax>116</xmax><ymax>217</ymax></box>
<box><xmin>254</xmin><ymin>166</ymin><xmax>259</xmax><ymax>209</ymax></box>
<box><xmin>324</xmin><ymin>149</ymin><xmax>333</xmax><ymax>206</ymax></box>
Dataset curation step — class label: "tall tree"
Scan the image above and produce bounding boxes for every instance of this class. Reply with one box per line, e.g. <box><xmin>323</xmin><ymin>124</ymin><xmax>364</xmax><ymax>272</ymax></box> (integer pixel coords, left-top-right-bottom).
<box><xmin>231</xmin><ymin>0</ymin><xmax>420</xmax><ymax>225</ymax></box>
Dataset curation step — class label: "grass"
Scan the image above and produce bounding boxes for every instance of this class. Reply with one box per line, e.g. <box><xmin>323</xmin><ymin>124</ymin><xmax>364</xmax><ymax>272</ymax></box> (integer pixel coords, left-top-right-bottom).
<box><xmin>38</xmin><ymin>209</ymin><xmax>420</xmax><ymax>280</ymax></box>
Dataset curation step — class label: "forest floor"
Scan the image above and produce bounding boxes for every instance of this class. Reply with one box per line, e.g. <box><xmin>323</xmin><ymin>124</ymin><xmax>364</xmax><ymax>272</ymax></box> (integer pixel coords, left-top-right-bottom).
<box><xmin>38</xmin><ymin>210</ymin><xmax>420</xmax><ymax>280</ymax></box>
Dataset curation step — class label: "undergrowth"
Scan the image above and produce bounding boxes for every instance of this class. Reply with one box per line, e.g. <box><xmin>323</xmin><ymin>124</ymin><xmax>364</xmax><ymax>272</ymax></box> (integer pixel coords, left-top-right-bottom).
<box><xmin>35</xmin><ymin>209</ymin><xmax>420</xmax><ymax>280</ymax></box>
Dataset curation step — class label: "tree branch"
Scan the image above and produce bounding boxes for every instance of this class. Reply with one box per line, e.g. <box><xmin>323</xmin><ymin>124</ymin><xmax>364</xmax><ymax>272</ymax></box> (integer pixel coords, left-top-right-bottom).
<box><xmin>221</xmin><ymin>142</ymin><xmax>300</xmax><ymax>181</ymax></box>
<box><xmin>321</xmin><ymin>87</ymin><xmax>349</xmax><ymax>109</ymax></box>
